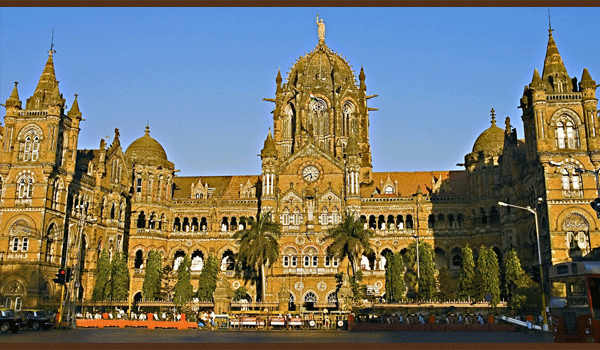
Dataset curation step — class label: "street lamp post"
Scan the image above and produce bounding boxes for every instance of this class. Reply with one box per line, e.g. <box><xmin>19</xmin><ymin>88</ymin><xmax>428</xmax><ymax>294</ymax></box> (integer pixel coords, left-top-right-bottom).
<box><xmin>498</xmin><ymin>201</ymin><xmax>549</xmax><ymax>331</ymax></box>
<box><xmin>67</xmin><ymin>205</ymin><xmax>96</xmax><ymax>328</ymax></box>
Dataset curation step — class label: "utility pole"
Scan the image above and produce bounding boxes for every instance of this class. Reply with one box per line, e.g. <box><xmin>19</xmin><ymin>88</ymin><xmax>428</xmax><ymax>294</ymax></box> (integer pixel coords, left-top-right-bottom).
<box><xmin>498</xmin><ymin>201</ymin><xmax>549</xmax><ymax>331</ymax></box>
<box><xmin>66</xmin><ymin>205</ymin><xmax>96</xmax><ymax>328</ymax></box>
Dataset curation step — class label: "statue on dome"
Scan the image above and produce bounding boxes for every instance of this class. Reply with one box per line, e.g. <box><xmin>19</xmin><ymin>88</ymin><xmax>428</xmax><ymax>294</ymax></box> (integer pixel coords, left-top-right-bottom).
<box><xmin>317</xmin><ymin>14</ymin><xmax>325</xmax><ymax>44</ymax></box>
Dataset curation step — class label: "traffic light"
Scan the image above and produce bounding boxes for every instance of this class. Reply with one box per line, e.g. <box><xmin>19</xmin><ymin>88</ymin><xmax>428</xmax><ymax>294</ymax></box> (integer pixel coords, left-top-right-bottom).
<box><xmin>591</xmin><ymin>198</ymin><xmax>600</xmax><ymax>218</ymax></box>
<box><xmin>65</xmin><ymin>268</ymin><xmax>72</xmax><ymax>283</ymax></box>
<box><xmin>53</xmin><ymin>269</ymin><xmax>66</xmax><ymax>285</ymax></box>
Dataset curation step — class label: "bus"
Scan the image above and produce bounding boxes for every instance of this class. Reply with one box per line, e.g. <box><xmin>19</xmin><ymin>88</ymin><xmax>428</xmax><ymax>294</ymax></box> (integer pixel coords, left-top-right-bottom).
<box><xmin>548</xmin><ymin>261</ymin><xmax>600</xmax><ymax>343</ymax></box>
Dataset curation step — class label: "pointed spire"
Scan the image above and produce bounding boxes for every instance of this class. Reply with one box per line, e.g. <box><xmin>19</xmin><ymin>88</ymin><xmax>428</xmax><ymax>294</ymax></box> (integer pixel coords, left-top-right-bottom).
<box><xmin>580</xmin><ymin>68</ymin><xmax>596</xmax><ymax>89</ymax></box>
<box><xmin>359</xmin><ymin>65</ymin><xmax>366</xmax><ymax>92</ymax></box>
<box><xmin>529</xmin><ymin>68</ymin><xmax>546</xmax><ymax>90</ymax></box>
<box><xmin>68</xmin><ymin>94</ymin><xmax>81</xmax><ymax>119</ymax></box>
<box><xmin>261</xmin><ymin>128</ymin><xmax>277</xmax><ymax>158</ymax></box>
<box><xmin>26</xmin><ymin>50</ymin><xmax>64</xmax><ymax>109</ymax></box>
<box><xmin>490</xmin><ymin>108</ymin><xmax>496</xmax><ymax>126</ymax></box>
<box><xmin>541</xmin><ymin>27</ymin><xmax>570</xmax><ymax>85</ymax></box>
<box><xmin>505</xmin><ymin>117</ymin><xmax>511</xmax><ymax>134</ymax></box>
<box><xmin>416</xmin><ymin>185</ymin><xmax>423</xmax><ymax>195</ymax></box>
<box><xmin>5</xmin><ymin>82</ymin><xmax>22</xmax><ymax>108</ymax></box>
<box><xmin>276</xmin><ymin>69</ymin><xmax>283</xmax><ymax>94</ymax></box>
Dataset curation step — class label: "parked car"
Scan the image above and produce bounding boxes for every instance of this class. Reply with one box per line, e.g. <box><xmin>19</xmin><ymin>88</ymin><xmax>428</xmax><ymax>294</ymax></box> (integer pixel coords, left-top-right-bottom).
<box><xmin>0</xmin><ymin>308</ymin><xmax>24</xmax><ymax>333</ymax></box>
<box><xmin>18</xmin><ymin>309</ymin><xmax>54</xmax><ymax>331</ymax></box>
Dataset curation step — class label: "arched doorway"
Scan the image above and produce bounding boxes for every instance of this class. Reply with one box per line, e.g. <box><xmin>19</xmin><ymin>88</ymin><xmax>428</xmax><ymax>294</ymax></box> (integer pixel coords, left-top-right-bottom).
<box><xmin>303</xmin><ymin>291</ymin><xmax>318</xmax><ymax>311</ymax></box>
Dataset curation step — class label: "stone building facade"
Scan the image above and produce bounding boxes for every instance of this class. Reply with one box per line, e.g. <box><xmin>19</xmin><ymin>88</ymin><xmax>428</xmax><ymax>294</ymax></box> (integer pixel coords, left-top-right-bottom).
<box><xmin>0</xmin><ymin>25</ymin><xmax>598</xmax><ymax>310</ymax></box>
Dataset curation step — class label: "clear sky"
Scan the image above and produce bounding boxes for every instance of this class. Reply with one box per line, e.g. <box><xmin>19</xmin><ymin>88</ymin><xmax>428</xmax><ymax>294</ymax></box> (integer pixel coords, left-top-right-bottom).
<box><xmin>1</xmin><ymin>7</ymin><xmax>599</xmax><ymax>177</ymax></box>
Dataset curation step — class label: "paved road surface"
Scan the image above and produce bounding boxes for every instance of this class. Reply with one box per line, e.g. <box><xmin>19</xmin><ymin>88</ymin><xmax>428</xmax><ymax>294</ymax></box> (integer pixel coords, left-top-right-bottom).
<box><xmin>0</xmin><ymin>328</ymin><xmax>554</xmax><ymax>343</ymax></box>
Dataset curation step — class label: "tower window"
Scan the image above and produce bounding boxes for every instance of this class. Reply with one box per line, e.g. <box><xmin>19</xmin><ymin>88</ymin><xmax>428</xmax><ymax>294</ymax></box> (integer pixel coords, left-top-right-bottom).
<box><xmin>18</xmin><ymin>175</ymin><xmax>34</xmax><ymax>199</ymax></box>
<box><xmin>136</xmin><ymin>178</ymin><xmax>142</xmax><ymax>193</ymax></box>
<box><xmin>556</xmin><ymin>117</ymin><xmax>579</xmax><ymax>149</ymax></box>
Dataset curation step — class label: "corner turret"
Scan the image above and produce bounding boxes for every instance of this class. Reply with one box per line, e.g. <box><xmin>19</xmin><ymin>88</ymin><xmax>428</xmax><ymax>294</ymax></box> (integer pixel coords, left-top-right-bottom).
<box><xmin>5</xmin><ymin>82</ymin><xmax>22</xmax><ymax>109</ymax></box>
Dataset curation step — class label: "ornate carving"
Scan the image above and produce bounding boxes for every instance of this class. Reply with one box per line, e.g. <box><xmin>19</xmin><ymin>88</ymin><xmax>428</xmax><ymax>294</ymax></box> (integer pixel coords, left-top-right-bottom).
<box><xmin>562</xmin><ymin>212</ymin><xmax>589</xmax><ymax>230</ymax></box>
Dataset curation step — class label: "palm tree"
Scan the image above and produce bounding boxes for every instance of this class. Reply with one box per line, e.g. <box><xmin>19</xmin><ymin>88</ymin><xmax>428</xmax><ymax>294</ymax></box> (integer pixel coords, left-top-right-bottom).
<box><xmin>325</xmin><ymin>213</ymin><xmax>374</xmax><ymax>277</ymax></box>
<box><xmin>233</xmin><ymin>213</ymin><xmax>281</xmax><ymax>302</ymax></box>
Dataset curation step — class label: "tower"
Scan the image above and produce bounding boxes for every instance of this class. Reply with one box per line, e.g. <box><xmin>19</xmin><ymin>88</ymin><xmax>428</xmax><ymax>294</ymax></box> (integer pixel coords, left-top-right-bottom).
<box><xmin>518</xmin><ymin>27</ymin><xmax>599</xmax><ymax>264</ymax></box>
<box><xmin>0</xmin><ymin>50</ymin><xmax>83</xmax><ymax>307</ymax></box>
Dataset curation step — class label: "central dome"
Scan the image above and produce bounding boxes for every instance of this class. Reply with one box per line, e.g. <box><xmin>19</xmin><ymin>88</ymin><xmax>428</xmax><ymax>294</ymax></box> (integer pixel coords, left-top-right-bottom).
<box><xmin>472</xmin><ymin>117</ymin><xmax>505</xmax><ymax>154</ymax></box>
<box><xmin>286</xmin><ymin>44</ymin><xmax>357</xmax><ymax>91</ymax></box>
<box><xmin>124</xmin><ymin>126</ymin><xmax>173</xmax><ymax>169</ymax></box>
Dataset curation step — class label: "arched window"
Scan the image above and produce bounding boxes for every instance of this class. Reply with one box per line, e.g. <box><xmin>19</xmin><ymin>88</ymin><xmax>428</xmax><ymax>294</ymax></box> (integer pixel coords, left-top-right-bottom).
<box><xmin>556</xmin><ymin>122</ymin><xmax>565</xmax><ymax>149</ymax></box>
<box><xmin>561</xmin><ymin>166</ymin><xmax>583</xmax><ymax>198</ymax></box>
<box><xmin>293</xmin><ymin>207</ymin><xmax>301</xmax><ymax>225</ymax></box>
<box><xmin>22</xmin><ymin>237</ymin><xmax>28</xmax><ymax>252</ymax></box>
<box><xmin>406</xmin><ymin>215</ymin><xmax>413</xmax><ymax>229</ymax></box>
<box><xmin>281</xmin><ymin>207</ymin><xmax>290</xmax><ymax>226</ymax></box>
<box><xmin>134</xmin><ymin>250</ymin><xmax>144</xmax><ymax>269</ymax></box>
<box><xmin>489</xmin><ymin>207</ymin><xmax>500</xmax><ymax>225</ymax></box>
<box><xmin>12</xmin><ymin>237</ymin><xmax>19</xmax><ymax>252</ymax></box>
<box><xmin>342</xmin><ymin>101</ymin><xmax>356</xmax><ymax>136</ymax></box>
<box><xmin>332</xmin><ymin>207</ymin><xmax>340</xmax><ymax>225</ymax></box>
<box><xmin>555</xmin><ymin>116</ymin><xmax>579</xmax><ymax>149</ymax></box>
<box><xmin>19</xmin><ymin>128</ymin><xmax>41</xmax><ymax>162</ymax></box>
<box><xmin>137</xmin><ymin>211</ymin><xmax>146</xmax><ymax>228</ymax></box>
<box><xmin>320</xmin><ymin>207</ymin><xmax>329</xmax><ymax>226</ymax></box>
<box><xmin>190</xmin><ymin>250</ymin><xmax>204</xmax><ymax>272</ymax></box>
<box><xmin>384</xmin><ymin>186</ymin><xmax>394</xmax><ymax>194</ymax></box>
<box><xmin>283</xmin><ymin>247</ymin><xmax>298</xmax><ymax>268</ymax></box>
<box><xmin>18</xmin><ymin>175</ymin><xmax>34</xmax><ymax>199</ymax></box>
<box><xmin>428</xmin><ymin>214</ymin><xmax>435</xmax><ymax>229</ymax></box>
<box><xmin>32</xmin><ymin>136</ymin><xmax>40</xmax><ymax>161</ymax></box>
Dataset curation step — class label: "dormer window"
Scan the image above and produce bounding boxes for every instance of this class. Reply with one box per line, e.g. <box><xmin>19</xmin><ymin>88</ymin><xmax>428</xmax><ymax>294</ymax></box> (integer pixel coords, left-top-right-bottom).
<box><xmin>384</xmin><ymin>186</ymin><xmax>394</xmax><ymax>194</ymax></box>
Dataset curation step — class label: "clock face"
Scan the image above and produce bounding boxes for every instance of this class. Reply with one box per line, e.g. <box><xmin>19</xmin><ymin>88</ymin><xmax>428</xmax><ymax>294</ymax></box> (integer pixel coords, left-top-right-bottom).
<box><xmin>302</xmin><ymin>165</ymin><xmax>320</xmax><ymax>182</ymax></box>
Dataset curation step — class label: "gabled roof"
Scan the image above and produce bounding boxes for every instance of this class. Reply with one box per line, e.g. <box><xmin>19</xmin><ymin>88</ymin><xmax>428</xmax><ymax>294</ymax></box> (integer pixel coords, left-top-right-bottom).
<box><xmin>362</xmin><ymin>171</ymin><xmax>469</xmax><ymax>198</ymax></box>
<box><xmin>173</xmin><ymin>175</ymin><xmax>260</xmax><ymax>200</ymax></box>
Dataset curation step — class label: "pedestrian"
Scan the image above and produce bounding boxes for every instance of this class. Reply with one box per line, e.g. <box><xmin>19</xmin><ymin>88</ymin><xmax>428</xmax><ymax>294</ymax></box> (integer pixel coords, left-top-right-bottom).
<box><xmin>210</xmin><ymin>310</ymin><xmax>216</xmax><ymax>327</ymax></box>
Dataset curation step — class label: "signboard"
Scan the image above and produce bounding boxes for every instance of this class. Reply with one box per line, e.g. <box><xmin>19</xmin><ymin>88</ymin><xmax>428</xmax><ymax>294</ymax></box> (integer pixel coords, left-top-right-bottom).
<box><xmin>242</xmin><ymin>317</ymin><xmax>257</xmax><ymax>326</ymax></box>
<box><xmin>270</xmin><ymin>317</ymin><xmax>285</xmax><ymax>326</ymax></box>
<box><xmin>289</xmin><ymin>317</ymin><xmax>303</xmax><ymax>326</ymax></box>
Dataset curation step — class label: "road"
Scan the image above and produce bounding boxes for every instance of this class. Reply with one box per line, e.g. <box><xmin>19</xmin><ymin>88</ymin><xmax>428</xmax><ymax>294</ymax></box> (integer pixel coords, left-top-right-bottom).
<box><xmin>0</xmin><ymin>328</ymin><xmax>554</xmax><ymax>343</ymax></box>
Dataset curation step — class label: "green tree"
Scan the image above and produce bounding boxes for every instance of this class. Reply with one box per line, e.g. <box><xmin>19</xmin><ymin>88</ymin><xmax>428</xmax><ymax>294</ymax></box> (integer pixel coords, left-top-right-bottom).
<box><xmin>503</xmin><ymin>249</ymin><xmax>525</xmax><ymax>301</ymax></box>
<box><xmin>233</xmin><ymin>213</ymin><xmax>282</xmax><ymax>302</ymax></box>
<box><xmin>437</xmin><ymin>267</ymin><xmax>459</xmax><ymax>301</ymax></box>
<box><xmin>403</xmin><ymin>241</ymin><xmax>436</xmax><ymax>300</ymax></box>
<box><xmin>233</xmin><ymin>286</ymin><xmax>250</xmax><ymax>301</ymax></box>
<box><xmin>418</xmin><ymin>242</ymin><xmax>436</xmax><ymax>300</ymax></box>
<box><xmin>385</xmin><ymin>253</ymin><xmax>406</xmax><ymax>302</ymax></box>
<box><xmin>325</xmin><ymin>213</ymin><xmax>373</xmax><ymax>277</ymax></box>
<box><xmin>458</xmin><ymin>245</ymin><xmax>476</xmax><ymax>300</ymax></box>
<box><xmin>196</xmin><ymin>254</ymin><xmax>220</xmax><ymax>301</ymax></box>
<box><xmin>110</xmin><ymin>251</ymin><xmax>130</xmax><ymax>301</ymax></box>
<box><xmin>142</xmin><ymin>250</ymin><xmax>163</xmax><ymax>301</ymax></box>
<box><xmin>476</xmin><ymin>246</ymin><xmax>501</xmax><ymax>306</ymax></box>
<box><xmin>510</xmin><ymin>274</ymin><xmax>543</xmax><ymax>315</ymax></box>
<box><xmin>92</xmin><ymin>249</ymin><xmax>111</xmax><ymax>301</ymax></box>
<box><xmin>173</xmin><ymin>254</ymin><xmax>193</xmax><ymax>307</ymax></box>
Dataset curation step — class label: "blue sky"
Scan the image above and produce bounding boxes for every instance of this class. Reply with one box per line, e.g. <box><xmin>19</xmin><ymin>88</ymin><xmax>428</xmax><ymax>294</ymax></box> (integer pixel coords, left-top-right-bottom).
<box><xmin>1</xmin><ymin>7</ymin><xmax>599</xmax><ymax>177</ymax></box>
